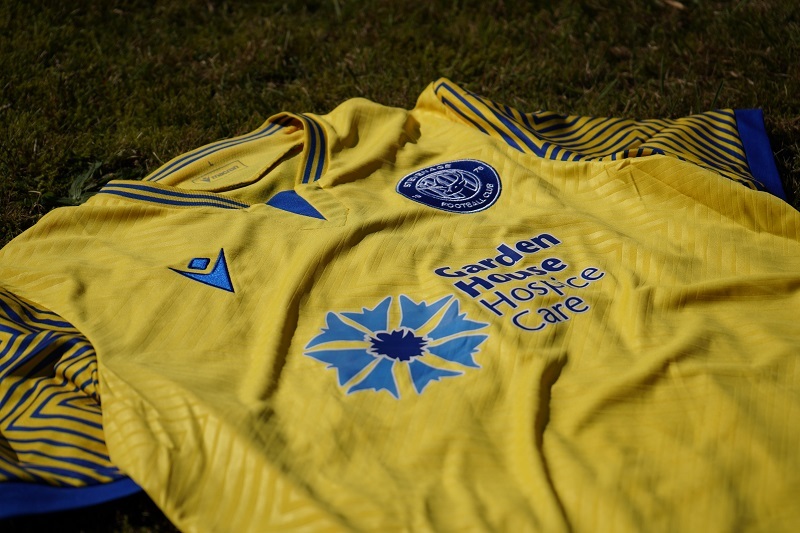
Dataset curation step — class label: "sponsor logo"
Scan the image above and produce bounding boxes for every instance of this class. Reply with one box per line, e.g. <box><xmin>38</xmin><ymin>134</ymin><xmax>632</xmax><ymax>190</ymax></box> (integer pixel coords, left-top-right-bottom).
<box><xmin>192</xmin><ymin>160</ymin><xmax>247</xmax><ymax>184</ymax></box>
<box><xmin>304</xmin><ymin>295</ymin><xmax>488</xmax><ymax>398</ymax></box>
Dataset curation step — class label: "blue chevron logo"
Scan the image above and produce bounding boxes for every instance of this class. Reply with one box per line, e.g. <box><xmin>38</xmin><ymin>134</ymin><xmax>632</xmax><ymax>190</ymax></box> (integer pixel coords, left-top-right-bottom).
<box><xmin>170</xmin><ymin>249</ymin><xmax>234</xmax><ymax>293</ymax></box>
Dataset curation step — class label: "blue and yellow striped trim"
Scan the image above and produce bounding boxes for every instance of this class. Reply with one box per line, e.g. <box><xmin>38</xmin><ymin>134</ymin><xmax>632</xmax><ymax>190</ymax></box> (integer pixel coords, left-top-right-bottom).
<box><xmin>97</xmin><ymin>181</ymin><xmax>250</xmax><ymax>209</ymax></box>
<box><xmin>145</xmin><ymin>113</ymin><xmax>328</xmax><ymax>186</ymax></box>
<box><xmin>102</xmin><ymin>112</ymin><xmax>329</xmax><ymax>209</ymax></box>
<box><xmin>0</xmin><ymin>288</ymin><xmax>124</xmax><ymax>489</ymax></box>
<box><xmin>298</xmin><ymin>113</ymin><xmax>328</xmax><ymax>184</ymax></box>
<box><xmin>434</xmin><ymin>80</ymin><xmax>764</xmax><ymax>191</ymax></box>
<box><xmin>146</xmin><ymin>115</ymin><xmax>293</xmax><ymax>183</ymax></box>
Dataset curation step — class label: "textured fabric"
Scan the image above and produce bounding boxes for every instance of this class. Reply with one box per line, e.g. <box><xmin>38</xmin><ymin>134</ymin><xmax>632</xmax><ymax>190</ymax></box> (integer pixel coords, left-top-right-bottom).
<box><xmin>1</xmin><ymin>79</ymin><xmax>798</xmax><ymax>531</ymax></box>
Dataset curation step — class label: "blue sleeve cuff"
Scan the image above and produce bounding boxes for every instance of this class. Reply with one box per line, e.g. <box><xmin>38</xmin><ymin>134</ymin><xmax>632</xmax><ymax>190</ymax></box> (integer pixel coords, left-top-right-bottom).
<box><xmin>0</xmin><ymin>477</ymin><xmax>142</xmax><ymax>519</ymax></box>
<box><xmin>734</xmin><ymin>109</ymin><xmax>787</xmax><ymax>200</ymax></box>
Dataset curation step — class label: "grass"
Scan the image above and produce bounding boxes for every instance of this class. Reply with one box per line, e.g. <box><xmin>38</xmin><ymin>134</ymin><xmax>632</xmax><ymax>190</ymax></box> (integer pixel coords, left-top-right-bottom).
<box><xmin>1</xmin><ymin>0</ymin><xmax>799</xmax><ymax>530</ymax></box>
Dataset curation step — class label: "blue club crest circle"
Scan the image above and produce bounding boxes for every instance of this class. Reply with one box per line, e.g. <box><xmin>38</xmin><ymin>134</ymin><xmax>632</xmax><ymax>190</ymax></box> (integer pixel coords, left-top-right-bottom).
<box><xmin>396</xmin><ymin>159</ymin><xmax>501</xmax><ymax>214</ymax></box>
<box><xmin>303</xmin><ymin>295</ymin><xmax>489</xmax><ymax>398</ymax></box>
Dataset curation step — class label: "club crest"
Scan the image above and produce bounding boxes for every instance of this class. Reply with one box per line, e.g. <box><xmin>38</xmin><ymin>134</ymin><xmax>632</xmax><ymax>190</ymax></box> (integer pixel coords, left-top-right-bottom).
<box><xmin>396</xmin><ymin>159</ymin><xmax>501</xmax><ymax>214</ymax></box>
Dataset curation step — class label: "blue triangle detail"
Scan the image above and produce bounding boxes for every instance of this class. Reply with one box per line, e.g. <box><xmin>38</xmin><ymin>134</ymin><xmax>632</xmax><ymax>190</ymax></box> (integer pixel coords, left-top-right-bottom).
<box><xmin>267</xmin><ymin>190</ymin><xmax>325</xmax><ymax>220</ymax></box>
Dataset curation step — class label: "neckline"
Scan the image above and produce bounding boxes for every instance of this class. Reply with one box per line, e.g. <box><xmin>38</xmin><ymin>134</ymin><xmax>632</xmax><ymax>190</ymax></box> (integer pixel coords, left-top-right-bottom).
<box><xmin>141</xmin><ymin>112</ymin><xmax>330</xmax><ymax>191</ymax></box>
<box><xmin>92</xmin><ymin>112</ymin><xmax>347</xmax><ymax>222</ymax></box>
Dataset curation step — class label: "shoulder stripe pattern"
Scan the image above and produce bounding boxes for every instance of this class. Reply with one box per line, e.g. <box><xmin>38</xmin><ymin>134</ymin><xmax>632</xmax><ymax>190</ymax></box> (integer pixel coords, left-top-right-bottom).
<box><xmin>0</xmin><ymin>289</ymin><xmax>125</xmax><ymax>495</ymax></box>
<box><xmin>434</xmin><ymin>80</ymin><xmax>765</xmax><ymax>191</ymax></box>
<box><xmin>97</xmin><ymin>181</ymin><xmax>250</xmax><ymax>209</ymax></box>
<box><xmin>438</xmin><ymin>89</ymin><xmax>523</xmax><ymax>152</ymax></box>
<box><xmin>146</xmin><ymin>116</ymin><xmax>293</xmax><ymax>183</ymax></box>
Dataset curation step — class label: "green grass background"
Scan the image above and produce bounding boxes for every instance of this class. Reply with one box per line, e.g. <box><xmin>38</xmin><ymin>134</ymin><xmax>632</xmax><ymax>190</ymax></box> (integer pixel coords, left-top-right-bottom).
<box><xmin>1</xmin><ymin>0</ymin><xmax>799</xmax><ymax>530</ymax></box>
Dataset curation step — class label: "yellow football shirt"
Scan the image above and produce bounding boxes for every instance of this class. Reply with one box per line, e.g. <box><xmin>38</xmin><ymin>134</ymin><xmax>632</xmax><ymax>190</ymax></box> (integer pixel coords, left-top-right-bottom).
<box><xmin>1</xmin><ymin>79</ymin><xmax>799</xmax><ymax>531</ymax></box>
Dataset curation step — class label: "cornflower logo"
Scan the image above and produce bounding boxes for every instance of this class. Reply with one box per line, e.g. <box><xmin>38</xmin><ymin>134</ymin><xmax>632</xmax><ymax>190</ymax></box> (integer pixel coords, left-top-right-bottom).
<box><xmin>304</xmin><ymin>295</ymin><xmax>489</xmax><ymax>398</ymax></box>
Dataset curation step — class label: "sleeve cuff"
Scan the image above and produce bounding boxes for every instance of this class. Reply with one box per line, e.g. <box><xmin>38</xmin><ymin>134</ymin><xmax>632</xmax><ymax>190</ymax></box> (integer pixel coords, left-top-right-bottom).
<box><xmin>0</xmin><ymin>477</ymin><xmax>141</xmax><ymax>519</ymax></box>
<box><xmin>734</xmin><ymin>109</ymin><xmax>787</xmax><ymax>200</ymax></box>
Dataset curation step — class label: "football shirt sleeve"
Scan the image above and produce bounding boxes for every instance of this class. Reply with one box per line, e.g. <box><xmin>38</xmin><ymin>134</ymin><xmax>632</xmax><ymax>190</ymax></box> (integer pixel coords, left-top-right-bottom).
<box><xmin>0</xmin><ymin>287</ymin><xmax>138</xmax><ymax>518</ymax></box>
<box><xmin>430</xmin><ymin>78</ymin><xmax>784</xmax><ymax>197</ymax></box>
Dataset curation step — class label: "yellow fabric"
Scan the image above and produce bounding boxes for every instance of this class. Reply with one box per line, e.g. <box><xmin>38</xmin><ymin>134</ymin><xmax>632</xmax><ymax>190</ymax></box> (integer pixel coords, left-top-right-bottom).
<box><xmin>1</xmin><ymin>79</ymin><xmax>799</xmax><ymax>531</ymax></box>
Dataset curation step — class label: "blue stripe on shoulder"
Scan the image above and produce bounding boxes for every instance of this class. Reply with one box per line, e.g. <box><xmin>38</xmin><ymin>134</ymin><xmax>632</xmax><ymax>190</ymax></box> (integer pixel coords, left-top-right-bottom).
<box><xmin>312</xmin><ymin>119</ymin><xmax>326</xmax><ymax>182</ymax></box>
<box><xmin>435</xmin><ymin>82</ymin><xmax>524</xmax><ymax>152</ymax></box>
<box><xmin>300</xmin><ymin>118</ymin><xmax>316</xmax><ymax>183</ymax></box>
<box><xmin>480</xmin><ymin>102</ymin><xmax>549</xmax><ymax>156</ymax></box>
<box><xmin>439</xmin><ymin>97</ymin><xmax>489</xmax><ymax>134</ymax></box>
<box><xmin>300</xmin><ymin>114</ymin><xmax>326</xmax><ymax>184</ymax></box>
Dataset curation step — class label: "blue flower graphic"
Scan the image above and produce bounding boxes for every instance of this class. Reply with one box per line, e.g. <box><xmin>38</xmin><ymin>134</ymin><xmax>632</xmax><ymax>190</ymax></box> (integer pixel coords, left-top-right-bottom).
<box><xmin>304</xmin><ymin>295</ymin><xmax>489</xmax><ymax>398</ymax></box>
